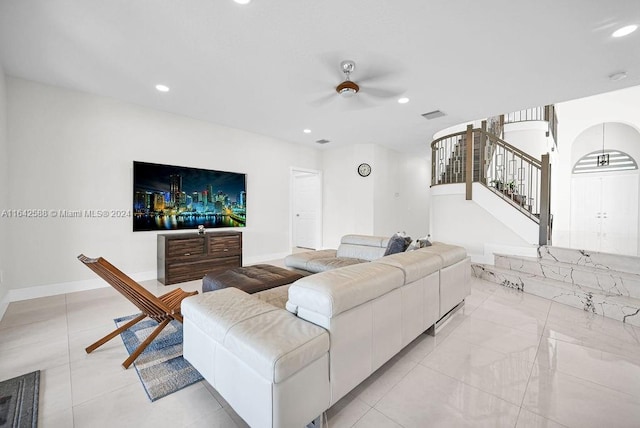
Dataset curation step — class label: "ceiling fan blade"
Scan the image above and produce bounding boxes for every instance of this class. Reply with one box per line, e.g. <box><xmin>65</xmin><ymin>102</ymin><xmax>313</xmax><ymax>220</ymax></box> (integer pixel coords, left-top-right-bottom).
<box><xmin>309</xmin><ymin>93</ymin><xmax>337</xmax><ymax>107</ymax></box>
<box><xmin>335</xmin><ymin>94</ymin><xmax>376</xmax><ymax>110</ymax></box>
<box><xmin>357</xmin><ymin>68</ymin><xmax>397</xmax><ymax>84</ymax></box>
<box><xmin>360</xmin><ymin>86</ymin><xmax>404</xmax><ymax>99</ymax></box>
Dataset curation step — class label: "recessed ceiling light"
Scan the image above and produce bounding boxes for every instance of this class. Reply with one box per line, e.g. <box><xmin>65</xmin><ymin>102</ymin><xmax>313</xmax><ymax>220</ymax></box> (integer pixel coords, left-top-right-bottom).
<box><xmin>612</xmin><ymin>25</ymin><xmax>637</xmax><ymax>38</ymax></box>
<box><xmin>397</xmin><ymin>97</ymin><xmax>410</xmax><ymax>104</ymax></box>
<box><xmin>303</xmin><ymin>129</ymin><xmax>311</xmax><ymax>134</ymax></box>
<box><xmin>609</xmin><ymin>71</ymin><xmax>628</xmax><ymax>81</ymax></box>
<box><xmin>155</xmin><ymin>84</ymin><xmax>170</xmax><ymax>92</ymax></box>
<box><xmin>234</xmin><ymin>0</ymin><xmax>251</xmax><ymax>4</ymax></box>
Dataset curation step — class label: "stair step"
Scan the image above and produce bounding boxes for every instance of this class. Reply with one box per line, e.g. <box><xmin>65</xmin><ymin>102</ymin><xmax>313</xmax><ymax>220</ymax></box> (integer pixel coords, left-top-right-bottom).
<box><xmin>538</xmin><ymin>246</ymin><xmax>640</xmax><ymax>276</ymax></box>
<box><xmin>495</xmin><ymin>254</ymin><xmax>640</xmax><ymax>299</ymax></box>
<box><xmin>472</xmin><ymin>263</ymin><xmax>640</xmax><ymax>327</ymax></box>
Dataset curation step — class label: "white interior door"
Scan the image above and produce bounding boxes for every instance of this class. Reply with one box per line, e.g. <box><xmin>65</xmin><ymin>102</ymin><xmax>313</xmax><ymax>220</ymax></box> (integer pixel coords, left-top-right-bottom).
<box><xmin>571</xmin><ymin>176</ymin><xmax>602</xmax><ymax>252</ymax></box>
<box><xmin>292</xmin><ymin>171</ymin><xmax>321</xmax><ymax>249</ymax></box>
<box><xmin>600</xmin><ymin>174</ymin><xmax>638</xmax><ymax>255</ymax></box>
<box><xmin>571</xmin><ymin>173</ymin><xmax>638</xmax><ymax>255</ymax></box>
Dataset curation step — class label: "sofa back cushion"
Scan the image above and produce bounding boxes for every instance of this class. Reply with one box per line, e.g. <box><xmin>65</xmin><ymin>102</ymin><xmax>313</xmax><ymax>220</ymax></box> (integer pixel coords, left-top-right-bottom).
<box><xmin>374</xmin><ymin>250</ymin><xmax>443</xmax><ymax>284</ymax></box>
<box><xmin>336</xmin><ymin>234</ymin><xmax>389</xmax><ymax>261</ymax></box>
<box><xmin>419</xmin><ymin>242</ymin><xmax>467</xmax><ymax>267</ymax></box>
<box><xmin>287</xmin><ymin>262</ymin><xmax>404</xmax><ymax>318</ymax></box>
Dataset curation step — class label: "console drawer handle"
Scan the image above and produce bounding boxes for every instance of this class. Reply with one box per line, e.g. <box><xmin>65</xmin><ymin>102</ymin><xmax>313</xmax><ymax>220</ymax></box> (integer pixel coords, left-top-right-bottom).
<box><xmin>223</xmin><ymin>248</ymin><xmax>229</xmax><ymax>252</ymax></box>
<box><xmin>184</xmin><ymin>253</ymin><xmax>191</xmax><ymax>256</ymax></box>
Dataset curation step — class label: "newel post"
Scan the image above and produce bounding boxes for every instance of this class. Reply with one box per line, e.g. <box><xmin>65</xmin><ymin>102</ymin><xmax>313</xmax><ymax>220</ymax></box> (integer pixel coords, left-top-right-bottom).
<box><xmin>465</xmin><ymin>124</ymin><xmax>473</xmax><ymax>200</ymax></box>
<box><xmin>539</xmin><ymin>153</ymin><xmax>551</xmax><ymax>245</ymax></box>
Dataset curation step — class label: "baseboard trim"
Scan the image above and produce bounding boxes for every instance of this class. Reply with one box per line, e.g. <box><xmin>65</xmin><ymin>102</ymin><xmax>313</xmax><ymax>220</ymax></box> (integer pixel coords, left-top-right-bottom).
<box><xmin>6</xmin><ymin>270</ymin><xmax>157</xmax><ymax>303</ymax></box>
<box><xmin>3</xmin><ymin>252</ymin><xmax>292</xmax><ymax>305</ymax></box>
<box><xmin>244</xmin><ymin>252</ymin><xmax>290</xmax><ymax>265</ymax></box>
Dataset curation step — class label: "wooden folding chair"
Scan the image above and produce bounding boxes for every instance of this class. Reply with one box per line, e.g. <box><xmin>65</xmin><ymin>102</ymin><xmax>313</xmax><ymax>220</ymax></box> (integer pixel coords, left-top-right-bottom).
<box><xmin>77</xmin><ymin>254</ymin><xmax>198</xmax><ymax>369</ymax></box>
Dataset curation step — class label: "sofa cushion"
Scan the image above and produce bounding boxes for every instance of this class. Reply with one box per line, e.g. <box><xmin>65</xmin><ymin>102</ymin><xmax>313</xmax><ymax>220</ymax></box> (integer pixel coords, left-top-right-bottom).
<box><xmin>183</xmin><ymin>287</ymin><xmax>329</xmax><ymax>384</ymax></box>
<box><xmin>306</xmin><ymin>257</ymin><xmax>366</xmax><ymax>273</ymax></box>
<box><xmin>285</xmin><ymin>249</ymin><xmax>338</xmax><ymax>271</ymax></box>
<box><xmin>223</xmin><ymin>309</ymin><xmax>329</xmax><ymax>383</ymax></box>
<box><xmin>254</xmin><ymin>284</ymin><xmax>291</xmax><ymax>309</ymax></box>
<box><xmin>287</xmin><ymin>262</ymin><xmax>404</xmax><ymax>318</ymax></box>
<box><xmin>374</xmin><ymin>250</ymin><xmax>443</xmax><ymax>284</ymax></box>
<box><xmin>182</xmin><ymin>287</ymin><xmax>278</xmax><ymax>343</ymax></box>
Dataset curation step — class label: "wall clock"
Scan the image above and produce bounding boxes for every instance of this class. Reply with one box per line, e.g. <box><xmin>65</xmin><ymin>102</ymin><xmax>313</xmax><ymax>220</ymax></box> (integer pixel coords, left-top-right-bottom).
<box><xmin>358</xmin><ymin>163</ymin><xmax>372</xmax><ymax>177</ymax></box>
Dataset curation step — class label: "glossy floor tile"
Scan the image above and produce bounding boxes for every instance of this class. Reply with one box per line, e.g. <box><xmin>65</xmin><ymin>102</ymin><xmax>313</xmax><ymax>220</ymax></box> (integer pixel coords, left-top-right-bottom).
<box><xmin>1</xmin><ymin>275</ymin><xmax>640</xmax><ymax>427</ymax></box>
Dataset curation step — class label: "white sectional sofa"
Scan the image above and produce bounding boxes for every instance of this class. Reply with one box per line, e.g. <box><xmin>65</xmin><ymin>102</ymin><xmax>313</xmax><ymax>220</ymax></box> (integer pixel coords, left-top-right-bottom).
<box><xmin>182</xmin><ymin>235</ymin><xmax>470</xmax><ymax>428</ymax></box>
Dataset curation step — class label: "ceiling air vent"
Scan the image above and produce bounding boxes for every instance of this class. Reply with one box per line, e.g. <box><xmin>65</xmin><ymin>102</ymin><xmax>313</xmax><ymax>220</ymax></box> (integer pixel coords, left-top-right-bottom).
<box><xmin>422</xmin><ymin>110</ymin><xmax>446</xmax><ymax>120</ymax></box>
<box><xmin>315</xmin><ymin>139</ymin><xmax>331</xmax><ymax>144</ymax></box>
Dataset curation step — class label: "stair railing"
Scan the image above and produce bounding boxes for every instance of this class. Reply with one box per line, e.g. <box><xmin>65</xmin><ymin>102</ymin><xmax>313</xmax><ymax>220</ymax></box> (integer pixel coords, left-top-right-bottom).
<box><xmin>431</xmin><ymin>124</ymin><xmax>552</xmax><ymax>244</ymax></box>
<box><xmin>478</xmin><ymin>129</ymin><xmax>542</xmax><ymax>224</ymax></box>
<box><xmin>489</xmin><ymin>105</ymin><xmax>558</xmax><ymax>148</ymax></box>
<box><xmin>431</xmin><ymin>130</ymin><xmax>468</xmax><ymax>186</ymax></box>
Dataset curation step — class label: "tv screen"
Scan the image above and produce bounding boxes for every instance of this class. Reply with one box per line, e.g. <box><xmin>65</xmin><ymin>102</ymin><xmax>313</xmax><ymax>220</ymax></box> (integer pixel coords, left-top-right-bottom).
<box><xmin>133</xmin><ymin>161</ymin><xmax>246</xmax><ymax>232</ymax></box>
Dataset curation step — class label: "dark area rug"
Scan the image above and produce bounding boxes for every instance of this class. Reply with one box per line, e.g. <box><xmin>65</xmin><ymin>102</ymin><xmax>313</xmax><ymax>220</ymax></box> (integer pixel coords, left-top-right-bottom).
<box><xmin>0</xmin><ymin>370</ymin><xmax>39</xmax><ymax>428</ymax></box>
<box><xmin>114</xmin><ymin>314</ymin><xmax>203</xmax><ymax>401</ymax></box>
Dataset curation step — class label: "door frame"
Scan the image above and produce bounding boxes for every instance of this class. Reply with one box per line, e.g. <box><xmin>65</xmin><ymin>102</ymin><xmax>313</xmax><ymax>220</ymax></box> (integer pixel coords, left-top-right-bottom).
<box><xmin>290</xmin><ymin>167</ymin><xmax>323</xmax><ymax>250</ymax></box>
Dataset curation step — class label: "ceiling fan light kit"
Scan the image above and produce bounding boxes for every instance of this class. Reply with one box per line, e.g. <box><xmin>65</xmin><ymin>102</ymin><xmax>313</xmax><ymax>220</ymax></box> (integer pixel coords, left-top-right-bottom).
<box><xmin>336</xmin><ymin>80</ymin><xmax>360</xmax><ymax>97</ymax></box>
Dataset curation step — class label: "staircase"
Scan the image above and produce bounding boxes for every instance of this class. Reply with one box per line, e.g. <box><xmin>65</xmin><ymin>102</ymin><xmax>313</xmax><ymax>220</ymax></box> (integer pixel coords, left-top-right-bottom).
<box><xmin>435</xmin><ymin>135</ymin><xmax>486</xmax><ymax>186</ymax></box>
<box><xmin>472</xmin><ymin>246</ymin><xmax>640</xmax><ymax>327</ymax></box>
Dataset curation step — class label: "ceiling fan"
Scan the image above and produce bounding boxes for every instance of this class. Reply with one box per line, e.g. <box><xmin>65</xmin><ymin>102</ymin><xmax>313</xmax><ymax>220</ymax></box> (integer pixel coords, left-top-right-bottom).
<box><xmin>336</xmin><ymin>60</ymin><xmax>360</xmax><ymax>97</ymax></box>
<box><xmin>311</xmin><ymin>59</ymin><xmax>403</xmax><ymax>107</ymax></box>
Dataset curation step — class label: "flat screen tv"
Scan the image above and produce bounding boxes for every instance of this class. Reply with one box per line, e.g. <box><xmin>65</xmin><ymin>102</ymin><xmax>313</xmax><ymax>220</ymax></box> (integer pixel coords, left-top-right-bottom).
<box><xmin>133</xmin><ymin>161</ymin><xmax>246</xmax><ymax>232</ymax></box>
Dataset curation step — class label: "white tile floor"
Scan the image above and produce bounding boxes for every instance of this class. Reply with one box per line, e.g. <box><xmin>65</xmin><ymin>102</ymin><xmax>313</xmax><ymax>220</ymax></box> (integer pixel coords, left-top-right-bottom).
<box><xmin>2</xmin><ymin>275</ymin><xmax>640</xmax><ymax>427</ymax></box>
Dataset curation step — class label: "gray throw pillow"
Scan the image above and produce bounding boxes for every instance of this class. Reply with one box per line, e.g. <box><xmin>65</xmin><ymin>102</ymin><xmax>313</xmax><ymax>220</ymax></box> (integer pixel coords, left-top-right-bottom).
<box><xmin>384</xmin><ymin>233</ymin><xmax>412</xmax><ymax>256</ymax></box>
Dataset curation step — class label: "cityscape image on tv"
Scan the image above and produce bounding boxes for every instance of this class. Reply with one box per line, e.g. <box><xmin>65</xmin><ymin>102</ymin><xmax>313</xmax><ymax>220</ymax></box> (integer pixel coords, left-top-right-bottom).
<box><xmin>133</xmin><ymin>161</ymin><xmax>246</xmax><ymax>231</ymax></box>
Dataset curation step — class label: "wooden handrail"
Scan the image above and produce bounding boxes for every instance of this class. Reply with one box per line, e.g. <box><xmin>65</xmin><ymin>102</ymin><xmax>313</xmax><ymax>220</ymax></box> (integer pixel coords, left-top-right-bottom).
<box><xmin>481</xmin><ymin>130</ymin><xmax>541</xmax><ymax>167</ymax></box>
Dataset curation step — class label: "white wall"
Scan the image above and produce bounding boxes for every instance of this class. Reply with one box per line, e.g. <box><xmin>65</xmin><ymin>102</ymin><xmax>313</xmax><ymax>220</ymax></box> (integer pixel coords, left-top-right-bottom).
<box><xmin>373</xmin><ymin>146</ymin><xmax>430</xmax><ymax>240</ymax></box>
<box><xmin>502</xmin><ymin>121</ymin><xmax>555</xmax><ymax>158</ymax></box>
<box><xmin>321</xmin><ymin>145</ymin><xmax>374</xmax><ymax>248</ymax></box>
<box><xmin>0</xmin><ymin>65</ymin><xmax>8</xmax><ymax>307</ymax></box>
<box><xmin>430</xmin><ymin>184</ymin><xmax>531</xmax><ymax>261</ymax></box>
<box><xmin>554</xmin><ymin>85</ymin><xmax>640</xmax><ymax>249</ymax></box>
<box><xmin>321</xmin><ymin>144</ymin><xmax>431</xmax><ymax>249</ymax></box>
<box><xmin>6</xmin><ymin>77</ymin><xmax>321</xmax><ymax>291</ymax></box>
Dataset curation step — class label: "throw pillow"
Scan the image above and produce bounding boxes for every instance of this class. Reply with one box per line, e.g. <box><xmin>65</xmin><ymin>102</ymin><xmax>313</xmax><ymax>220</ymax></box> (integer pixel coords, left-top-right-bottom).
<box><xmin>384</xmin><ymin>233</ymin><xmax>412</xmax><ymax>256</ymax></box>
<box><xmin>405</xmin><ymin>239</ymin><xmax>420</xmax><ymax>251</ymax></box>
<box><xmin>418</xmin><ymin>234</ymin><xmax>432</xmax><ymax>248</ymax></box>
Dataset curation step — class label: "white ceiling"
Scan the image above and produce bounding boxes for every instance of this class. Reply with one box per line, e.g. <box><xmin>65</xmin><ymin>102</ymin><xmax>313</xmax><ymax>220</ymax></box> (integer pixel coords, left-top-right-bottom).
<box><xmin>1</xmin><ymin>0</ymin><xmax>639</xmax><ymax>154</ymax></box>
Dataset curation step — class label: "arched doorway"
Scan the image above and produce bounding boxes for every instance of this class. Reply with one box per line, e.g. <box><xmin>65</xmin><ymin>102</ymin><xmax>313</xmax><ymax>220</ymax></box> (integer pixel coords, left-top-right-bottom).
<box><xmin>570</xmin><ymin>122</ymin><xmax>640</xmax><ymax>255</ymax></box>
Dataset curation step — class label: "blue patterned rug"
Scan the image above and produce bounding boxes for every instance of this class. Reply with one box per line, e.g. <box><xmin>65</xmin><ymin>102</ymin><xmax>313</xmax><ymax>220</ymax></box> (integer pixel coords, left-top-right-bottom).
<box><xmin>114</xmin><ymin>314</ymin><xmax>203</xmax><ymax>401</ymax></box>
